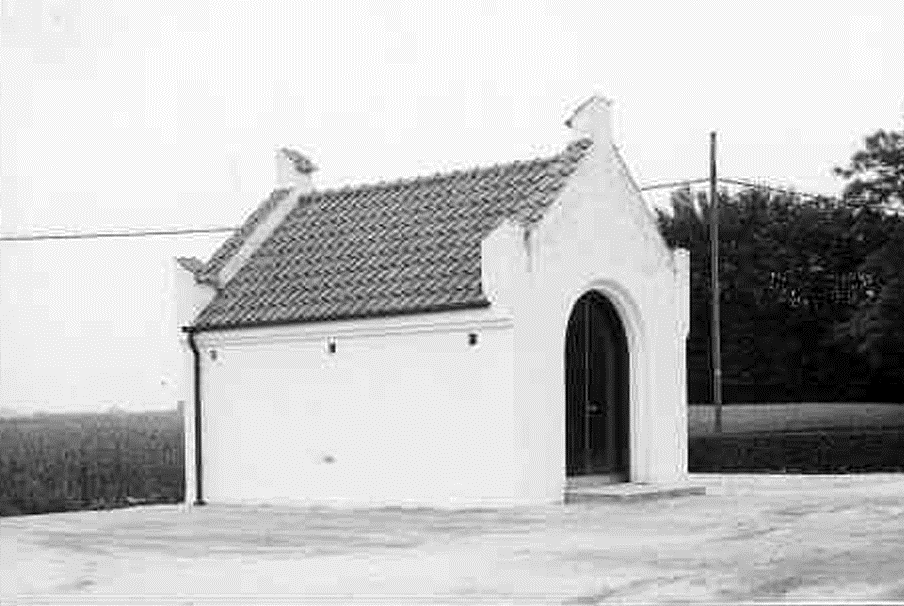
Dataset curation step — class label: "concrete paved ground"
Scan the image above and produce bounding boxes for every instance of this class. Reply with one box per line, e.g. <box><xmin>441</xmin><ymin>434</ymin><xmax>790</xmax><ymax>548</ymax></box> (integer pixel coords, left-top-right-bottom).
<box><xmin>3</xmin><ymin>474</ymin><xmax>904</xmax><ymax>604</ymax></box>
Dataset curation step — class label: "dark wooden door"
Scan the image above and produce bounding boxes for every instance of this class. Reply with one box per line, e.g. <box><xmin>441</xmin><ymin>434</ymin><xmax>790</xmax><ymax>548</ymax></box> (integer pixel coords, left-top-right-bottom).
<box><xmin>565</xmin><ymin>292</ymin><xmax>630</xmax><ymax>479</ymax></box>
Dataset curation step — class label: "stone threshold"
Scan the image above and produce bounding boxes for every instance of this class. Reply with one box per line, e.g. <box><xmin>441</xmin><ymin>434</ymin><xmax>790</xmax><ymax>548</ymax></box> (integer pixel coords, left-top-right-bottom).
<box><xmin>564</xmin><ymin>481</ymin><xmax>706</xmax><ymax>504</ymax></box>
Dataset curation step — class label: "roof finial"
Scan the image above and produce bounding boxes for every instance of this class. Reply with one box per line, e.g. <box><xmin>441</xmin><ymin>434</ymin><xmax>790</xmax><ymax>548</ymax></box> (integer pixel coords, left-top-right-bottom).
<box><xmin>279</xmin><ymin>147</ymin><xmax>317</xmax><ymax>174</ymax></box>
<box><xmin>564</xmin><ymin>95</ymin><xmax>614</xmax><ymax>144</ymax></box>
<box><xmin>275</xmin><ymin>147</ymin><xmax>317</xmax><ymax>191</ymax></box>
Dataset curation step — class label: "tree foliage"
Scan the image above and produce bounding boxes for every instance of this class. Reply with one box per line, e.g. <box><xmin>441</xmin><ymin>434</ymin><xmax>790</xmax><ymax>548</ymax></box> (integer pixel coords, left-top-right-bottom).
<box><xmin>834</xmin><ymin>128</ymin><xmax>904</xmax><ymax>210</ymax></box>
<box><xmin>657</xmin><ymin>119</ymin><xmax>904</xmax><ymax>400</ymax></box>
<box><xmin>833</xmin><ymin>122</ymin><xmax>904</xmax><ymax>381</ymax></box>
<box><xmin>657</xmin><ymin>185</ymin><xmax>900</xmax><ymax>402</ymax></box>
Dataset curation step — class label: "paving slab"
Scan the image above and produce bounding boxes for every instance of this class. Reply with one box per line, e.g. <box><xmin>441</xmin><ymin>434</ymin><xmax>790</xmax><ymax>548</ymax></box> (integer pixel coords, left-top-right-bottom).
<box><xmin>4</xmin><ymin>473</ymin><xmax>904</xmax><ymax>604</ymax></box>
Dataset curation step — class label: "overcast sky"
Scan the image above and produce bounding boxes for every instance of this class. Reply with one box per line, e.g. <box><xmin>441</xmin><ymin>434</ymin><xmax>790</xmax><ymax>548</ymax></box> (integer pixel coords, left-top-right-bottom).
<box><xmin>1</xmin><ymin>0</ymin><xmax>902</xmax><ymax>412</ymax></box>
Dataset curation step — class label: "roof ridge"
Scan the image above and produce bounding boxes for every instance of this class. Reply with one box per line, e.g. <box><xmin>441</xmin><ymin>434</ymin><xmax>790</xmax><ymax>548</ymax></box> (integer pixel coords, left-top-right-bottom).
<box><xmin>299</xmin><ymin>138</ymin><xmax>592</xmax><ymax>199</ymax></box>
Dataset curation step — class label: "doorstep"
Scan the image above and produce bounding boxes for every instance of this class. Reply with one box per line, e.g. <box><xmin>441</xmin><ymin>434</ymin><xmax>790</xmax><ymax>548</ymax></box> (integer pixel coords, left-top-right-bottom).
<box><xmin>564</xmin><ymin>480</ymin><xmax>706</xmax><ymax>504</ymax></box>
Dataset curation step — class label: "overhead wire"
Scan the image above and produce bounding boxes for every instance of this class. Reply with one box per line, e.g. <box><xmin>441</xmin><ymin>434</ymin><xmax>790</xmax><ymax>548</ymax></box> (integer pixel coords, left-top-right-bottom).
<box><xmin>0</xmin><ymin>226</ymin><xmax>236</xmax><ymax>242</ymax></box>
<box><xmin>0</xmin><ymin>177</ymin><xmax>896</xmax><ymax>242</ymax></box>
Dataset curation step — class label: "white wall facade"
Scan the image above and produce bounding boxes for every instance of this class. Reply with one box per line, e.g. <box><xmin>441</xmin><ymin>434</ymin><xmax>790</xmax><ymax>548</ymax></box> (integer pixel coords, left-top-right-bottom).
<box><xmin>482</xmin><ymin>121</ymin><xmax>691</xmax><ymax>504</ymax></box>
<box><xmin>172</xmin><ymin>258</ymin><xmax>216</xmax><ymax>506</ymax></box>
<box><xmin>190</xmin><ymin>308</ymin><xmax>517</xmax><ymax>507</ymax></box>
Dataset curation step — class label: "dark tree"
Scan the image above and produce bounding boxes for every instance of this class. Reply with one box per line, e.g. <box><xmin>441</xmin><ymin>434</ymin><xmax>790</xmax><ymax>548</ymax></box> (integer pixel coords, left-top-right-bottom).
<box><xmin>658</xmin><ymin>186</ymin><xmax>886</xmax><ymax>402</ymax></box>
<box><xmin>834</xmin><ymin>122</ymin><xmax>904</xmax><ymax>382</ymax></box>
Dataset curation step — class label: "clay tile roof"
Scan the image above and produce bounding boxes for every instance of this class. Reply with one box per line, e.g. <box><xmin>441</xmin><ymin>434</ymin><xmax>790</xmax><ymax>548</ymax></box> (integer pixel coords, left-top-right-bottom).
<box><xmin>192</xmin><ymin>138</ymin><xmax>593</xmax><ymax>330</ymax></box>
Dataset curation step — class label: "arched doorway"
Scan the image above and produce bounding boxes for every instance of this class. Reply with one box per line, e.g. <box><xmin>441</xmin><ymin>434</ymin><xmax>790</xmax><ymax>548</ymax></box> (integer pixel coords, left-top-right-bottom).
<box><xmin>565</xmin><ymin>291</ymin><xmax>630</xmax><ymax>480</ymax></box>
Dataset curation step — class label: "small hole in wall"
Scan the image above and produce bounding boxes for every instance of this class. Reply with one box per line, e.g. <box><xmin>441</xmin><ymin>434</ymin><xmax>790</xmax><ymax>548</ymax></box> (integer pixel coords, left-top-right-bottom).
<box><xmin>209</xmin><ymin>349</ymin><xmax>217</xmax><ymax>361</ymax></box>
<box><xmin>468</xmin><ymin>333</ymin><xmax>478</xmax><ymax>346</ymax></box>
<box><xmin>327</xmin><ymin>340</ymin><xmax>336</xmax><ymax>354</ymax></box>
<box><xmin>322</xmin><ymin>455</ymin><xmax>335</xmax><ymax>464</ymax></box>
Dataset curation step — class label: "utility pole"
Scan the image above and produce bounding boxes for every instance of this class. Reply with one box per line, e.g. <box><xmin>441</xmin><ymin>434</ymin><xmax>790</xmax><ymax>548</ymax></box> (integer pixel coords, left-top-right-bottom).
<box><xmin>710</xmin><ymin>131</ymin><xmax>723</xmax><ymax>433</ymax></box>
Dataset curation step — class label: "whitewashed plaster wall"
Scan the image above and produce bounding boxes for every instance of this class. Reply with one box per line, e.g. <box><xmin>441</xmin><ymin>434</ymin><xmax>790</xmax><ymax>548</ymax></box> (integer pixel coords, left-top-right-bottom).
<box><xmin>170</xmin><ymin>259</ymin><xmax>216</xmax><ymax>506</ymax></box>
<box><xmin>482</xmin><ymin>105</ymin><xmax>690</xmax><ymax>504</ymax></box>
<box><xmin>190</xmin><ymin>308</ymin><xmax>517</xmax><ymax>508</ymax></box>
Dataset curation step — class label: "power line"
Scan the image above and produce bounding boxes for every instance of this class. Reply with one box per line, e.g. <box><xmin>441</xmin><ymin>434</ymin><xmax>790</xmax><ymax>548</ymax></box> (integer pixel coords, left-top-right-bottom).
<box><xmin>648</xmin><ymin>176</ymin><xmax>887</xmax><ymax>209</ymax></box>
<box><xmin>643</xmin><ymin>176</ymin><xmax>839</xmax><ymax>198</ymax></box>
<box><xmin>640</xmin><ymin>178</ymin><xmax>711</xmax><ymax>191</ymax></box>
<box><xmin>718</xmin><ymin>177</ymin><xmax>838</xmax><ymax>201</ymax></box>
<box><xmin>0</xmin><ymin>176</ymin><xmax>892</xmax><ymax>242</ymax></box>
<box><xmin>0</xmin><ymin>226</ymin><xmax>236</xmax><ymax>242</ymax></box>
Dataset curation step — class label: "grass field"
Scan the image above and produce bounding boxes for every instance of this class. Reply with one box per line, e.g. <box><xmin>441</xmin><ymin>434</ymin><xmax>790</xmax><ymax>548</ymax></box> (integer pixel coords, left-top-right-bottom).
<box><xmin>0</xmin><ymin>411</ymin><xmax>183</xmax><ymax>516</ymax></box>
<box><xmin>688</xmin><ymin>402</ymin><xmax>904</xmax><ymax>437</ymax></box>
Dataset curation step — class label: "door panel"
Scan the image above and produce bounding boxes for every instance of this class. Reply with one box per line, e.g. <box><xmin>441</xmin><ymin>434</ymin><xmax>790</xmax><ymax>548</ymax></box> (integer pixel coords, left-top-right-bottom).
<box><xmin>565</xmin><ymin>303</ymin><xmax>585</xmax><ymax>476</ymax></box>
<box><xmin>565</xmin><ymin>292</ymin><xmax>629</xmax><ymax>479</ymax></box>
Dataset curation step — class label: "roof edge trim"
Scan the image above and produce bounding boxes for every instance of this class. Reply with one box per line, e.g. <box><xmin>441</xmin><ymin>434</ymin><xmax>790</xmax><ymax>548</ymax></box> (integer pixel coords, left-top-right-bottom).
<box><xmin>191</xmin><ymin>300</ymin><xmax>493</xmax><ymax>333</ymax></box>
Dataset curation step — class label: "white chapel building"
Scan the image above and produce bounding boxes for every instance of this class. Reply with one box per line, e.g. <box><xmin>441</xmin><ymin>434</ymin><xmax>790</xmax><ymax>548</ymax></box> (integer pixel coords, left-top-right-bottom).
<box><xmin>173</xmin><ymin>96</ymin><xmax>692</xmax><ymax>508</ymax></box>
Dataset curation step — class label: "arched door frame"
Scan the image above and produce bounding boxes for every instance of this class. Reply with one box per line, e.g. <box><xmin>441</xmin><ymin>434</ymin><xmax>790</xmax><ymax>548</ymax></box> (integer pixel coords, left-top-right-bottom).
<box><xmin>562</xmin><ymin>279</ymin><xmax>649</xmax><ymax>483</ymax></box>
